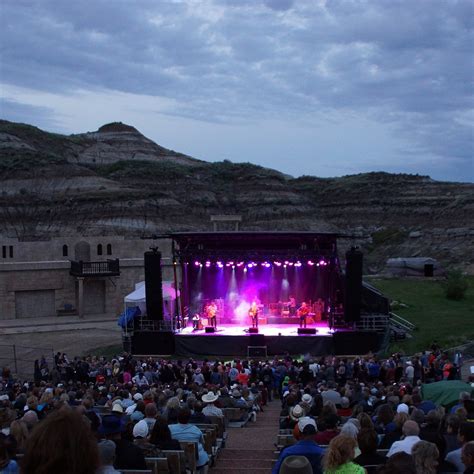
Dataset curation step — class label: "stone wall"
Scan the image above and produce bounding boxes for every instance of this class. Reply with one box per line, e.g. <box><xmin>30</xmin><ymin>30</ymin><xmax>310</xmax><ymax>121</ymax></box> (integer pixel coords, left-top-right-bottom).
<box><xmin>0</xmin><ymin>237</ymin><xmax>175</xmax><ymax>320</ymax></box>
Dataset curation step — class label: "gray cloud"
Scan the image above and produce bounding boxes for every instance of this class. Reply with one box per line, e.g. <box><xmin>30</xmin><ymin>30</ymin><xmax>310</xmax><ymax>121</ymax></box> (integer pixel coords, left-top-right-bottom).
<box><xmin>0</xmin><ymin>0</ymin><xmax>472</xmax><ymax>181</ymax></box>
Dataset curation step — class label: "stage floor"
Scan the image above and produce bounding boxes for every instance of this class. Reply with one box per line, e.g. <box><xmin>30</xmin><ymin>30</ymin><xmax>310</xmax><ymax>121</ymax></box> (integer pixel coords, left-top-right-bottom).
<box><xmin>179</xmin><ymin>322</ymin><xmax>333</xmax><ymax>337</ymax></box>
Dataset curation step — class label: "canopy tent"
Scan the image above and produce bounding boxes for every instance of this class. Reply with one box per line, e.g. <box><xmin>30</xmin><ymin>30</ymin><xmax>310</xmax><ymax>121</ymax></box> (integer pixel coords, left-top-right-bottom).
<box><xmin>124</xmin><ymin>281</ymin><xmax>180</xmax><ymax>304</ymax></box>
<box><xmin>123</xmin><ymin>281</ymin><xmax>180</xmax><ymax>320</ymax></box>
<box><xmin>421</xmin><ymin>380</ymin><xmax>473</xmax><ymax>408</ymax></box>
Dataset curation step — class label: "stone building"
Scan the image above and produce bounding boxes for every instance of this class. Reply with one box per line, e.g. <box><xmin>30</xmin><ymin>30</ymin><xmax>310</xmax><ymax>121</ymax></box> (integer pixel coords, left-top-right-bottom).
<box><xmin>0</xmin><ymin>236</ymin><xmax>174</xmax><ymax>320</ymax></box>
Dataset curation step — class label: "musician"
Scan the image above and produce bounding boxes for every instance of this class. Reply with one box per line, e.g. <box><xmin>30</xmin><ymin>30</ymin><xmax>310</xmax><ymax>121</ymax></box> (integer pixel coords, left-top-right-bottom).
<box><xmin>248</xmin><ymin>301</ymin><xmax>259</xmax><ymax>328</ymax></box>
<box><xmin>289</xmin><ymin>296</ymin><xmax>296</xmax><ymax>316</ymax></box>
<box><xmin>206</xmin><ymin>301</ymin><xmax>217</xmax><ymax>328</ymax></box>
<box><xmin>192</xmin><ymin>313</ymin><xmax>201</xmax><ymax>331</ymax></box>
<box><xmin>297</xmin><ymin>301</ymin><xmax>310</xmax><ymax>328</ymax></box>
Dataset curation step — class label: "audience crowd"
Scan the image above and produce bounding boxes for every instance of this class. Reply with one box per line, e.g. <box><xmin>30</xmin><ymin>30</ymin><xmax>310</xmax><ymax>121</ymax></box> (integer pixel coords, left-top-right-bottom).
<box><xmin>0</xmin><ymin>343</ymin><xmax>471</xmax><ymax>474</ymax></box>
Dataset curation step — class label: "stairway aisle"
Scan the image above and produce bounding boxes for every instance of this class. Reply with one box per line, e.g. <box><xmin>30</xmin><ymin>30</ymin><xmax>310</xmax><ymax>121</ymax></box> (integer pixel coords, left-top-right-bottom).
<box><xmin>210</xmin><ymin>399</ymin><xmax>281</xmax><ymax>474</ymax></box>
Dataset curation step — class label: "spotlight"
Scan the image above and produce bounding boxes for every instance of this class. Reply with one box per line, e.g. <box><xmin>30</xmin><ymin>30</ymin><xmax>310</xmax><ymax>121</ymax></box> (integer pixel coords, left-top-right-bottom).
<box><xmin>283</xmin><ymin>264</ymin><xmax>287</xmax><ymax>268</ymax></box>
<box><xmin>243</xmin><ymin>267</ymin><xmax>248</xmax><ymax>273</ymax></box>
<box><xmin>205</xmin><ymin>261</ymin><xmax>211</xmax><ymax>268</ymax></box>
<box><xmin>237</xmin><ymin>261</ymin><xmax>244</xmax><ymax>267</ymax></box>
<box><xmin>194</xmin><ymin>261</ymin><xmax>200</xmax><ymax>266</ymax></box>
<box><xmin>307</xmin><ymin>260</ymin><xmax>314</xmax><ymax>266</ymax></box>
<box><xmin>274</xmin><ymin>261</ymin><xmax>282</xmax><ymax>267</ymax></box>
<box><xmin>232</xmin><ymin>265</ymin><xmax>235</xmax><ymax>269</ymax></box>
<box><xmin>295</xmin><ymin>261</ymin><xmax>302</xmax><ymax>267</ymax></box>
<box><xmin>319</xmin><ymin>259</ymin><xmax>325</xmax><ymax>266</ymax></box>
<box><xmin>264</xmin><ymin>262</ymin><xmax>271</xmax><ymax>268</ymax></box>
<box><xmin>288</xmin><ymin>262</ymin><xmax>294</xmax><ymax>266</ymax></box>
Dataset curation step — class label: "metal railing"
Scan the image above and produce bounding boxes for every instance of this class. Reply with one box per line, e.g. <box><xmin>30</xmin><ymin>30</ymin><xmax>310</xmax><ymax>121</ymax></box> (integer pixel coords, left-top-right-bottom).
<box><xmin>389</xmin><ymin>312</ymin><xmax>416</xmax><ymax>332</ymax></box>
<box><xmin>70</xmin><ymin>259</ymin><xmax>120</xmax><ymax>277</ymax></box>
<box><xmin>355</xmin><ymin>313</ymin><xmax>391</xmax><ymax>333</ymax></box>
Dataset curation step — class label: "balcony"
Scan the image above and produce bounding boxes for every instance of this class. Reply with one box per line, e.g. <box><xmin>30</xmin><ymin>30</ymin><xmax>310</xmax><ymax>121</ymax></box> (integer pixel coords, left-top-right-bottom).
<box><xmin>70</xmin><ymin>259</ymin><xmax>120</xmax><ymax>277</ymax></box>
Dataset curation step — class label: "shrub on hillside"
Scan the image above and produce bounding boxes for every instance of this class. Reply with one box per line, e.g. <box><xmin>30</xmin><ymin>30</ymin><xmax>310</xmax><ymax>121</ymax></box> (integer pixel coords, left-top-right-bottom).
<box><xmin>444</xmin><ymin>270</ymin><xmax>469</xmax><ymax>300</ymax></box>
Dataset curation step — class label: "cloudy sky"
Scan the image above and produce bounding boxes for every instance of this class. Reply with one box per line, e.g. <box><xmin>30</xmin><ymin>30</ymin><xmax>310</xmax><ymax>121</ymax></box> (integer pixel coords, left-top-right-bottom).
<box><xmin>1</xmin><ymin>0</ymin><xmax>473</xmax><ymax>182</ymax></box>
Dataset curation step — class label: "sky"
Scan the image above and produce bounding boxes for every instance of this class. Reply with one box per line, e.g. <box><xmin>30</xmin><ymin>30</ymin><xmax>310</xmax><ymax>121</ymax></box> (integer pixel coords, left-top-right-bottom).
<box><xmin>0</xmin><ymin>0</ymin><xmax>473</xmax><ymax>182</ymax></box>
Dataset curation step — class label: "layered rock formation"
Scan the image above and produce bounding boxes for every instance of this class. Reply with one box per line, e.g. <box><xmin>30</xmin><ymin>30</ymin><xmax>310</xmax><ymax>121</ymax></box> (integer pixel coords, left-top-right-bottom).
<box><xmin>1</xmin><ymin>119</ymin><xmax>473</xmax><ymax>272</ymax></box>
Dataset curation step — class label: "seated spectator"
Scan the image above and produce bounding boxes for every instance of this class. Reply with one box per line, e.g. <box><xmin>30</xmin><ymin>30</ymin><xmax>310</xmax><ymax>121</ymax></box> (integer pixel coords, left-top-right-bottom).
<box><xmin>444</xmin><ymin>414</ymin><xmax>462</xmax><ymax>454</ymax></box>
<box><xmin>354</xmin><ymin>428</ymin><xmax>386</xmax><ymax>472</ymax></box>
<box><xmin>132</xmin><ymin>419</ymin><xmax>162</xmax><ymax>457</ymax></box>
<box><xmin>202</xmin><ymin>392</ymin><xmax>223</xmax><ymax>418</ymax></box>
<box><xmin>445</xmin><ymin>421</ymin><xmax>474</xmax><ymax>472</ymax></box>
<box><xmin>322</xmin><ymin>434</ymin><xmax>365</xmax><ymax>474</ymax></box>
<box><xmin>386</xmin><ymin>420</ymin><xmax>421</xmax><ymax>457</ymax></box>
<box><xmin>419</xmin><ymin>409</ymin><xmax>446</xmax><ymax>456</ymax></box>
<box><xmin>272</xmin><ymin>418</ymin><xmax>325</xmax><ymax>474</ymax></box>
<box><xmin>144</xmin><ymin>402</ymin><xmax>159</xmax><ymax>431</ymax></box>
<box><xmin>278</xmin><ymin>455</ymin><xmax>313</xmax><ymax>474</ymax></box>
<box><xmin>374</xmin><ymin>404</ymin><xmax>395</xmax><ymax>434</ymax></box>
<box><xmin>411</xmin><ymin>440</ymin><xmax>439</xmax><ymax>474</ymax></box>
<box><xmin>168</xmin><ymin>408</ymin><xmax>209</xmax><ymax>469</ymax></box>
<box><xmin>163</xmin><ymin>397</ymin><xmax>180</xmax><ymax>424</ymax></box>
<box><xmin>450</xmin><ymin>392</ymin><xmax>471</xmax><ymax>414</ymax></box>
<box><xmin>21</xmin><ymin>409</ymin><xmax>100</xmax><ymax>474</ymax></box>
<box><xmin>0</xmin><ymin>434</ymin><xmax>18</xmax><ymax>474</ymax></box>
<box><xmin>97</xmin><ymin>440</ymin><xmax>120</xmax><ymax>474</ymax></box>
<box><xmin>189</xmin><ymin>401</ymin><xmax>212</xmax><ymax>424</ymax></box>
<box><xmin>379</xmin><ymin>412</ymin><xmax>409</xmax><ymax>449</ymax></box>
<box><xmin>377</xmin><ymin>451</ymin><xmax>416</xmax><ymax>474</ymax></box>
<box><xmin>315</xmin><ymin>413</ymin><xmax>339</xmax><ymax>445</ymax></box>
<box><xmin>9</xmin><ymin>420</ymin><xmax>28</xmax><ymax>454</ymax></box>
<box><xmin>150</xmin><ymin>416</ymin><xmax>181</xmax><ymax>451</ymax></box>
<box><xmin>99</xmin><ymin>415</ymin><xmax>146</xmax><ymax>471</ymax></box>
<box><xmin>462</xmin><ymin>441</ymin><xmax>474</xmax><ymax>474</ymax></box>
<box><xmin>337</xmin><ymin>397</ymin><xmax>353</xmax><ymax>417</ymax></box>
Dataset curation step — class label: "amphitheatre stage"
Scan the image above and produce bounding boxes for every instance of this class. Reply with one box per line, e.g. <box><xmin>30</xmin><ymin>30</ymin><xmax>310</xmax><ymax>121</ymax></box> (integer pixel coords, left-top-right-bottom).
<box><xmin>127</xmin><ymin>232</ymin><xmax>389</xmax><ymax>357</ymax></box>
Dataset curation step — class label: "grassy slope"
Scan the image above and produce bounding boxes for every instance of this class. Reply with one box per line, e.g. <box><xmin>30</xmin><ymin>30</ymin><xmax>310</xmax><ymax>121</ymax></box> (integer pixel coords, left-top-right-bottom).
<box><xmin>368</xmin><ymin>277</ymin><xmax>474</xmax><ymax>354</ymax></box>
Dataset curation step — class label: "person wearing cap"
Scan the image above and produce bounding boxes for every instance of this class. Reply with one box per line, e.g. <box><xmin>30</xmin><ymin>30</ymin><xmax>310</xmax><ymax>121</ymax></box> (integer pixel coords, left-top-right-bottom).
<box><xmin>99</xmin><ymin>414</ymin><xmax>146</xmax><ymax>471</ymax></box>
<box><xmin>132</xmin><ymin>419</ymin><xmax>162</xmax><ymax>457</ymax></box>
<box><xmin>273</xmin><ymin>417</ymin><xmax>325</xmax><ymax>474</ymax></box>
<box><xmin>202</xmin><ymin>392</ymin><xmax>223</xmax><ymax>418</ymax></box>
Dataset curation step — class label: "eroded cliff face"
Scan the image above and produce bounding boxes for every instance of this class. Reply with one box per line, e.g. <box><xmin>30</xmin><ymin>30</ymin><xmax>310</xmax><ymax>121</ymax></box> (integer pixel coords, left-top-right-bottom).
<box><xmin>1</xmin><ymin>120</ymin><xmax>473</xmax><ymax>272</ymax></box>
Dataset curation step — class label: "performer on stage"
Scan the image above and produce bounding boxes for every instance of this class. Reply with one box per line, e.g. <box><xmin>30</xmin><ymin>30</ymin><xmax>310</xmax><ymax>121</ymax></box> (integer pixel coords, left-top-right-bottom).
<box><xmin>192</xmin><ymin>313</ymin><xmax>201</xmax><ymax>331</ymax></box>
<box><xmin>206</xmin><ymin>301</ymin><xmax>218</xmax><ymax>328</ymax></box>
<box><xmin>297</xmin><ymin>301</ymin><xmax>310</xmax><ymax>328</ymax></box>
<box><xmin>289</xmin><ymin>295</ymin><xmax>296</xmax><ymax>316</ymax></box>
<box><xmin>248</xmin><ymin>301</ymin><xmax>259</xmax><ymax>328</ymax></box>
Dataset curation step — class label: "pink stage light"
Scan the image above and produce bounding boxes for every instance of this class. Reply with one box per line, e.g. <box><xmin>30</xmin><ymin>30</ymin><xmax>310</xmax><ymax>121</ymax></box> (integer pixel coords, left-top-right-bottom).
<box><xmin>283</xmin><ymin>264</ymin><xmax>287</xmax><ymax>268</ymax></box>
<box><xmin>288</xmin><ymin>262</ymin><xmax>294</xmax><ymax>266</ymax></box>
<box><xmin>307</xmin><ymin>260</ymin><xmax>314</xmax><ymax>266</ymax></box>
<box><xmin>205</xmin><ymin>261</ymin><xmax>211</xmax><ymax>268</ymax></box>
<box><xmin>237</xmin><ymin>262</ymin><xmax>244</xmax><ymax>267</ymax></box>
<box><xmin>274</xmin><ymin>261</ymin><xmax>282</xmax><ymax>266</ymax></box>
<box><xmin>319</xmin><ymin>259</ymin><xmax>326</xmax><ymax>266</ymax></box>
<box><xmin>295</xmin><ymin>261</ymin><xmax>302</xmax><ymax>267</ymax></box>
<box><xmin>194</xmin><ymin>261</ymin><xmax>200</xmax><ymax>266</ymax></box>
<box><xmin>247</xmin><ymin>263</ymin><xmax>254</xmax><ymax>268</ymax></box>
<box><xmin>284</xmin><ymin>260</ymin><xmax>289</xmax><ymax>265</ymax></box>
<box><xmin>264</xmin><ymin>262</ymin><xmax>271</xmax><ymax>268</ymax></box>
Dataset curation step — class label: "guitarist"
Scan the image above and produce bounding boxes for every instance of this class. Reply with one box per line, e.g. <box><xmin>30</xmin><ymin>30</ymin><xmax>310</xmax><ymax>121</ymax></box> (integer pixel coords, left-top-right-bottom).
<box><xmin>297</xmin><ymin>301</ymin><xmax>310</xmax><ymax>328</ymax></box>
<box><xmin>206</xmin><ymin>301</ymin><xmax>218</xmax><ymax>328</ymax></box>
<box><xmin>248</xmin><ymin>301</ymin><xmax>259</xmax><ymax>328</ymax></box>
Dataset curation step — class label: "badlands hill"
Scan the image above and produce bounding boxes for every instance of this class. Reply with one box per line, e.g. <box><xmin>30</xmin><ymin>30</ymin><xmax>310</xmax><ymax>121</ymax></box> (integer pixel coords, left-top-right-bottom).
<box><xmin>0</xmin><ymin>119</ymin><xmax>473</xmax><ymax>272</ymax></box>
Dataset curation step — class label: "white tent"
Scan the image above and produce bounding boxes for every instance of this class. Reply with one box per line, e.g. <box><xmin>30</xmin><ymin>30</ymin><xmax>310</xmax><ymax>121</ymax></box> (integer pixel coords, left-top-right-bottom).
<box><xmin>124</xmin><ymin>281</ymin><xmax>180</xmax><ymax>317</ymax></box>
<box><xmin>124</xmin><ymin>281</ymin><xmax>180</xmax><ymax>304</ymax></box>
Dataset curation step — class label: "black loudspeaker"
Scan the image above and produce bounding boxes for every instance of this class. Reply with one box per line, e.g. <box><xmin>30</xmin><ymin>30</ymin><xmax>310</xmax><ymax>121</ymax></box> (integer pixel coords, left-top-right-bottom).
<box><xmin>249</xmin><ymin>334</ymin><xmax>265</xmax><ymax>345</ymax></box>
<box><xmin>248</xmin><ymin>346</ymin><xmax>267</xmax><ymax>357</ymax></box>
<box><xmin>298</xmin><ymin>328</ymin><xmax>317</xmax><ymax>335</ymax></box>
<box><xmin>144</xmin><ymin>251</ymin><xmax>164</xmax><ymax>321</ymax></box>
<box><xmin>424</xmin><ymin>264</ymin><xmax>434</xmax><ymax>277</ymax></box>
<box><xmin>205</xmin><ymin>327</ymin><xmax>215</xmax><ymax>333</ymax></box>
<box><xmin>248</xmin><ymin>327</ymin><xmax>259</xmax><ymax>334</ymax></box>
<box><xmin>344</xmin><ymin>248</ymin><xmax>363</xmax><ymax>323</ymax></box>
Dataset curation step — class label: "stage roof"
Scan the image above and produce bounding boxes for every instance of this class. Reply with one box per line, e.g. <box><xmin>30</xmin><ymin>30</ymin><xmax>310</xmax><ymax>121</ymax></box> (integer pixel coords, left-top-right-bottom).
<box><xmin>169</xmin><ymin>231</ymin><xmax>343</xmax><ymax>262</ymax></box>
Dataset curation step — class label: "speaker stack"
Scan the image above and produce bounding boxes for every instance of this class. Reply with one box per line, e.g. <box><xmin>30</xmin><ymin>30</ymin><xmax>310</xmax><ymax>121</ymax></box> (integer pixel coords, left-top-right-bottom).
<box><xmin>297</xmin><ymin>328</ymin><xmax>317</xmax><ymax>335</ymax></box>
<box><xmin>144</xmin><ymin>250</ymin><xmax>164</xmax><ymax>321</ymax></box>
<box><xmin>344</xmin><ymin>247</ymin><xmax>363</xmax><ymax>323</ymax></box>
